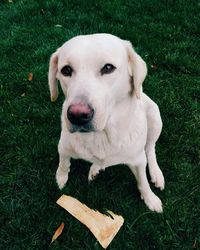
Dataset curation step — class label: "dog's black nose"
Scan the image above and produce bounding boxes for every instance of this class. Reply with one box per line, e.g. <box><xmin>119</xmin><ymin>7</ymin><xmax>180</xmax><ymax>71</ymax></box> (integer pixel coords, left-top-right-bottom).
<box><xmin>67</xmin><ymin>103</ymin><xmax>94</xmax><ymax>126</ymax></box>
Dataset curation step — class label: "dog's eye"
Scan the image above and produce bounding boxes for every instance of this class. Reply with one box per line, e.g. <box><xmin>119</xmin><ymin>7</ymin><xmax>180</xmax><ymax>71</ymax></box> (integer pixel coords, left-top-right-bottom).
<box><xmin>100</xmin><ymin>64</ymin><xmax>116</xmax><ymax>75</ymax></box>
<box><xmin>61</xmin><ymin>65</ymin><xmax>73</xmax><ymax>77</ymax></box>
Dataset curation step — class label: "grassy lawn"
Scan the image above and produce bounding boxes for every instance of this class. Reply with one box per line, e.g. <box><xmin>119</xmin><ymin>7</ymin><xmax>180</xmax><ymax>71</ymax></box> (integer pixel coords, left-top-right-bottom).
<box><xmin>1</xmin><ymin>0</ymin><xmax>199</xmax><ymax>249</ymax></box>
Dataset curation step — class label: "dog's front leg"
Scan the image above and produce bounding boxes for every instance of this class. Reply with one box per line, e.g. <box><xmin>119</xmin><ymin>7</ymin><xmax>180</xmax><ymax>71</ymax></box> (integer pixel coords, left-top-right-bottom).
<box><xmin>56</xmin><ymin>155</ymin><xmax>71</xmax><ymax>189</ymax></box>
<box><xmin>128</xmin><ymin>152</ymin><xmax>163</xmax><ymax>213</ymax></box>
<box><xmin>56</xmin><ymin>127</ymin><xmax>71</xmax><ymax>189</ymax></box>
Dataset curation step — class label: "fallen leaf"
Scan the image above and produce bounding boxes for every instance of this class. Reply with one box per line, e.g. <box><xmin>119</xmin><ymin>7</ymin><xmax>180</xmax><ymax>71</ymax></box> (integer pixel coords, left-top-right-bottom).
<box><xmin>151</xmin><ymin>64</ymin><xmax>157</xmax><ymax>70</ymax></box>
<box><xmin>40</xmin><ymin>9</ymin><xmax>45</xmax><ymax>14</ymax></box>
<box><xmin>192</xmin><ymin>239</ymin><xmax>198</xmax><ymax>249</ymax></box>
<box><xmin>55</xmin><ymin>24</ymin><xmax>62</xmax><ymax>27</ymax></box>
<box><xmin>51</xmin><ymin>222</ymin><xmax>65</xmax><ymax>243</ymax></box>
<box><xmin>28</xmin><ymin>72</ymin><xmax>33</xmax><ymax>81</ymax></box>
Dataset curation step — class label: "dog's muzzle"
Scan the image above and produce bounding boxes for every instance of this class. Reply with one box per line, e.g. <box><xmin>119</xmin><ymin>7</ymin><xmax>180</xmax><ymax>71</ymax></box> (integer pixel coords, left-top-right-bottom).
<box><xmin>67</xmin><ymin>102</ymin><xmax>95</xmax><ymax>133</ymax></box>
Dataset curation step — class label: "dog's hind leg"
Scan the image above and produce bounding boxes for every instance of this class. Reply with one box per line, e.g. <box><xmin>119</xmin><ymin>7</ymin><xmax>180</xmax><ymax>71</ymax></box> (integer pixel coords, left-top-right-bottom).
<box><xmin>88</xmin><ymin>163</ymin><xmax>105</xmax><ymax>182</ymax></box>
<box><xmin>145</xmin><ymin>99</ymin><xmax>165</xmax><ymax>190</ymax></box>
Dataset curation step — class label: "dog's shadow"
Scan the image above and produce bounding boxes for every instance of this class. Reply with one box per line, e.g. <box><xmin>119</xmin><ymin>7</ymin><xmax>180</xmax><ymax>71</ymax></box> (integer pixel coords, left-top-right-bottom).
<box><xmin>60</xmin><ymin>159</ymin><xmax>140</xmax><ymax>213</ymax></box>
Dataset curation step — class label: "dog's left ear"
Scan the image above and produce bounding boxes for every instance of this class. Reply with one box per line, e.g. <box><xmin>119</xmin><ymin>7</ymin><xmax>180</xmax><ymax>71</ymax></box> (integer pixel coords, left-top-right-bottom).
<box><xmin>124</xmin><ymin>41</ymin><xmax>147</xmax><ymax>99</ymax></box>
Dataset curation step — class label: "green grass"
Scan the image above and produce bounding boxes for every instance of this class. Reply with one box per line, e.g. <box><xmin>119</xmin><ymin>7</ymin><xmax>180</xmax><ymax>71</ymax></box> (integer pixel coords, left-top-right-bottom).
<box><xmin>1</xmin><ymin>0</ymin><xmax>200</xmax><ymax>249</ymax></box>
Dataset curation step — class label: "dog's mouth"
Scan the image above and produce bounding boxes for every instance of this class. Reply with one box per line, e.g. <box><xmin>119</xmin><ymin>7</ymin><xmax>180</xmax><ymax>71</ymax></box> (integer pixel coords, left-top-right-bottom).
<box><xmin>69</xmin><ymin>123</ymin><xmax>95</xmax><ymax>133</ymax></box>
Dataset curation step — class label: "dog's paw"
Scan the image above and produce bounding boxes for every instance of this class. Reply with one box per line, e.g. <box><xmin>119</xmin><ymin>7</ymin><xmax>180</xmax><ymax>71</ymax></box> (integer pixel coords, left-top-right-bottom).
<box><xmin>149</xmin><ymin>167</ymin><xmax>165</xmax><ymax>191</ymax></box>
<box><xmin>56</xmin><ymin>166</ymin><xmax>69</xmax><ymax>189</ymax></box>
<box><xmin>88</xmin><ymin>165</ymin><xmax>102</xmax><ymax>182</ymax></box>
<box><xmin>143</xmin><ymin>192</ymin><xmax>163</xmax><ymax>213</ymax></box>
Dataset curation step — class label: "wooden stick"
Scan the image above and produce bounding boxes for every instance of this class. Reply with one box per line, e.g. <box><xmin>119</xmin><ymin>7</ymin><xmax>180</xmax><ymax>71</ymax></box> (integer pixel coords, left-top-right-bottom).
<box><xmin>56</xmin><ymin>195</ymin><xmax>124</xmax><ymax>249</ymax></box>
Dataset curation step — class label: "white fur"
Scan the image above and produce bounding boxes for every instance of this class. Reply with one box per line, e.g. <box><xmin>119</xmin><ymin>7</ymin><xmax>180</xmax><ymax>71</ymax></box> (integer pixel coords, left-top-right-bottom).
<box><xmin>48</xmin><ymin>34</ymin><xmax>165</xmax><ymax>213</ymax></box>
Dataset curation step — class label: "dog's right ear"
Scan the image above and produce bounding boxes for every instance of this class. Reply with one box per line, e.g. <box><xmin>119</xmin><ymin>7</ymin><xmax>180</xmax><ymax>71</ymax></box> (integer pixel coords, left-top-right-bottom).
<box><xmin>48</xmin><ymin>49</ymin><xmax>60</xmax><ymax>102</ymax></box>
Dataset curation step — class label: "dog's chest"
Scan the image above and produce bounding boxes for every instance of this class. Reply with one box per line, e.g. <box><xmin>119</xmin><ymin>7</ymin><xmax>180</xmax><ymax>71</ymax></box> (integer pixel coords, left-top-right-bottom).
<box><xmin>69</xmin><ymin>119</ymin><xmax>147</xmax><ymax>165</ymax></box>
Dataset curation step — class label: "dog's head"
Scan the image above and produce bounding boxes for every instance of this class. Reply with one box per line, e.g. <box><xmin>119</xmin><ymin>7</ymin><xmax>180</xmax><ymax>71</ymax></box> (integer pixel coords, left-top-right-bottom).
<box><xmin>48</xmin><ymin>34</ymin><xmax>147</xmax><ymax>133</ymax></box>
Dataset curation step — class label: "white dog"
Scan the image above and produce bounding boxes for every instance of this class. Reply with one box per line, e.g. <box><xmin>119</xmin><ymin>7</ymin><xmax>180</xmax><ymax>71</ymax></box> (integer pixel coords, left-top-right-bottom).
<box><xmin>48</xmin><ymin>34</ymin><xmax>165</xmax><ymax>213</ymax></box>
